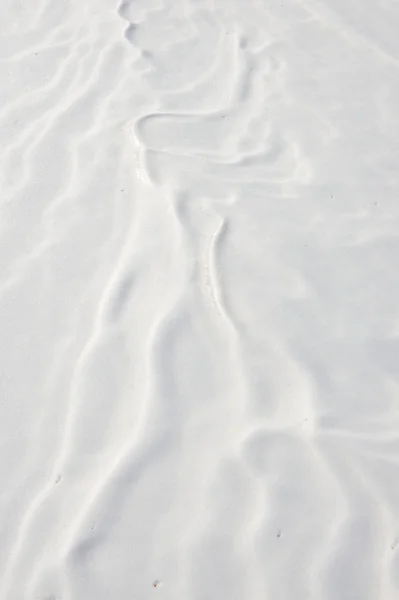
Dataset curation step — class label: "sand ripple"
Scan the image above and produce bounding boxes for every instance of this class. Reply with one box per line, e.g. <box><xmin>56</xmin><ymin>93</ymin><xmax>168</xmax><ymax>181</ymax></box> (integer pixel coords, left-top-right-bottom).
<box><xmin>1</xmin><ymin>0</ymin><xmax>399</xmax><ymax>598</ymax></box>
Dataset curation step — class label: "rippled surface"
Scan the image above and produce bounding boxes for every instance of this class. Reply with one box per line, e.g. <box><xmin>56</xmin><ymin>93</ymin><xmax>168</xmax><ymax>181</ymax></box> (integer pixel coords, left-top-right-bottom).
<box><xmin>1</xmin><ymin>0</ymin><xmax>399</xmax><ymax>599</ymax></box>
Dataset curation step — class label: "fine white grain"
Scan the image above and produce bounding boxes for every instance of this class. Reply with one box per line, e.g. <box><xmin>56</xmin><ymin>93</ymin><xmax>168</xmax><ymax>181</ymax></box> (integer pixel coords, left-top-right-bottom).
<box><xmin>1</xmin><ymin>1</ymin><xmax>399</xmax><ymax>599</ymax></box>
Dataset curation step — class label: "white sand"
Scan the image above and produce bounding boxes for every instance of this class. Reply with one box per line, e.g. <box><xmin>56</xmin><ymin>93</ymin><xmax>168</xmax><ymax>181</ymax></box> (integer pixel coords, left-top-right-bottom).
<box><xmin>1</xmin><ymin>0</ymin><xmax>399</xmax><ymax>598</ymax></box>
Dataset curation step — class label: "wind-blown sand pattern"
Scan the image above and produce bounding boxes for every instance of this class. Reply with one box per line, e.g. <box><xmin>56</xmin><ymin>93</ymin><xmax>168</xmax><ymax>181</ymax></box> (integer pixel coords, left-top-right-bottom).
<box><xmin>1</xmin><ymin>0</ymin><xmax>399</xmax><ymax>598</ymax></box>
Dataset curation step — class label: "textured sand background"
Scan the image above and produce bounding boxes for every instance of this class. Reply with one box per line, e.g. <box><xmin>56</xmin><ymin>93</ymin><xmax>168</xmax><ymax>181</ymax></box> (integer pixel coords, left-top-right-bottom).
<box><xmin>1</xmin><ymin>0</ymin><xmax>399</xmax><ymax>599</ymax></box>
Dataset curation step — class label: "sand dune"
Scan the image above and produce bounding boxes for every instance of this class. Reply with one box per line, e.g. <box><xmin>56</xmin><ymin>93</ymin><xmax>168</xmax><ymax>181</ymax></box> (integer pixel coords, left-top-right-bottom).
<box><xmin>1</xmin><ymin>0</ymin><xmax>399</xmax><ymax>598</ymax></box>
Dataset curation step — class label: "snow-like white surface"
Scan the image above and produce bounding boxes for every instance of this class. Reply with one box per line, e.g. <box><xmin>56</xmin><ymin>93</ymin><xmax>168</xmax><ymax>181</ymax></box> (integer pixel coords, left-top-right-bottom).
<box><xmin>1</xmin><ymin>0</ymin><xmax>399</xmax><ymax>598</ymax></box>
